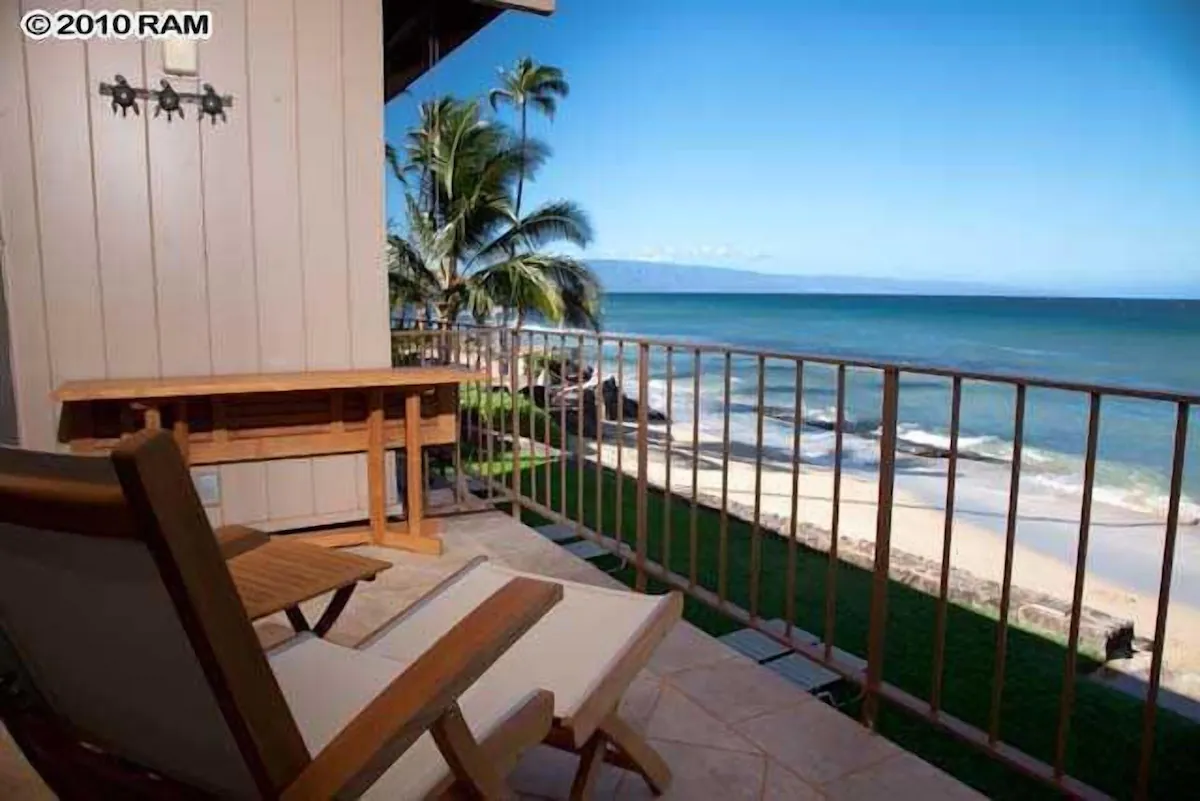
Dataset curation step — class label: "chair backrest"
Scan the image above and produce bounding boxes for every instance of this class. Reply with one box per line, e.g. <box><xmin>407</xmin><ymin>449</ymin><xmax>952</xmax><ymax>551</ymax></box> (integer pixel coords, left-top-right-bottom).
<box><xmin>0</xmin><ymin>431</ymin><xmax>310</xmax><ymax>798</ymax></box>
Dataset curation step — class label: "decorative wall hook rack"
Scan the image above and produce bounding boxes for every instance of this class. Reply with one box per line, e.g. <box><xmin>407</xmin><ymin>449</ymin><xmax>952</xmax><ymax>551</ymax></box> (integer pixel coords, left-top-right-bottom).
<box><xmin>98</xmin><ymin>75</ymin><xmax>234</xmax><ymax>124</ymax></box>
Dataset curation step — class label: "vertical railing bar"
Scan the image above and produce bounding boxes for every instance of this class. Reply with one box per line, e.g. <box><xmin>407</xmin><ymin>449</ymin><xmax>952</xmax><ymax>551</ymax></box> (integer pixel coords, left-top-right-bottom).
<box><xmin>616</xmin><ymin>339</ymin><xmax>626</xmax><ymax>547</ymax></box>
<box><xmin>485</xmin><ymin>330</ymin><xmax>495</xmax><ymax>500</ymax></box>
<box><xmin>635</xmin><ymin>343</ymin><xmax>650</xmax><ymax>592</ymax></box>
<box><xmin>786</xmin><ymin>359</ymin><xmax>804</xmax><ymax>639</ymax></box>
<box><xmin>472</xmin><ymin>330</ymin><xmax>482</xmax><ymax>489</ymax></box>
<box><xmin>1135</xmin><ymin>401</ymin><xmax>1189</xmax><ymax>800</ymax></box>
<box><xmin>719</xmin><ymin>351</ymin><xmax>733</xmax><ymax>606</ymax></box>
<box><xmin>560</xmin><ymin>332</ymin><xmax>568</xmax><ymax>521</ymax></box>
<box><xmin>824</xmin><ymin>364</ymin><xmax>846</xmax><ymax>660</ymax></box>
<box><xmin>931</xmin><ymin>375</ymin><xmax>963</xmax><ymax>716</ymax></box>
<box><xmin>453</xmin><ymin>330</ymin><xmax>464</xmax><ymax>507</ymax></box>
<box><xmin>690</xmin><ymin>349</ymin><xmax>702</xmax><ymax>589</ymax></box>
<box><xmin>1054</xmin><ymin>392</ymin><xmax>1101</xmax><ymax>777</ymax></box>
<box><xmin>497</xmin><ymin>329</ymin><xmax>506</xmax><ymax>498</ymax></box>
<box><xmin>527</xmin><ymin>331</ymin><xmax>537</xmax><ymax>507</ymax></box>
<box><xmin>595</xmin><ymin>336</ymin><xmax>605</xmax><ymax>537</ymax></box>
<box><xmin>477</xmin><ymin>329</ymin><xmax>486</xmax><ymax>489</ymax></box>
<box><xmin>556</xmin><ymin>330</ymin><xmax>566</xmax><ymax>520</ymax></box>
<box><xmin>510</xmin><ymin>328</ymin><xmax>521</xmax><ymax>518</ymax></box>
<box><xmin>989</xmin><ymin>382</ymin><xmax>1026</xmax><ymax>744</ymax></box>
<box><xmin>543</xmin><ymin>332</ymin><xmax>552</xmax><ymax>511</ymax></box>
<box><xmin>750</xmin><ymin>354</ymin><xmax>766</xmax><ymax>622</ymax></box>
<box><xmin>863</xmin><ymin>367</ymin><xmax>900</xmax><ymax>729</ymax></box>
<box><xmin>576</xmin><ymin>333</ymin><xmax>586</xmax><ymax>538</ymax></box>
<box><xmin>664</xmin><ymin>346</ymin><xmax>674</xmax><ymax>571</ymax></box>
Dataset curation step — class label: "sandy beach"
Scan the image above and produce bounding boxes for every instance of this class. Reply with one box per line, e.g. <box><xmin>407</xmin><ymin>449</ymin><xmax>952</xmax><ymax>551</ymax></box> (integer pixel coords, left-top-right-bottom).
<box><xmin>572</xmin><ymin>413</ymin><xmax>1200</xmax><ymax>700</ymax></box>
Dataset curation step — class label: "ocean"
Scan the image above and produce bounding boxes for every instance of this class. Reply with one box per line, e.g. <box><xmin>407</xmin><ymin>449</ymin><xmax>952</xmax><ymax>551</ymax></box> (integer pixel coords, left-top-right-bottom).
<box><xmin>586</xmin><ymin>294</ymin><xmax>1200</xmax><ymax>529</ymax></box>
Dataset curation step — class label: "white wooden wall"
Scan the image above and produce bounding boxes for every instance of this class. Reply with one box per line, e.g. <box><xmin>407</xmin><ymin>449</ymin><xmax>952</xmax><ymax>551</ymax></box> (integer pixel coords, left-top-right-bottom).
<box><xmin>0</xmin><ymin>0</ymin><xmax>393</xmax><ymax>528</ymax></box>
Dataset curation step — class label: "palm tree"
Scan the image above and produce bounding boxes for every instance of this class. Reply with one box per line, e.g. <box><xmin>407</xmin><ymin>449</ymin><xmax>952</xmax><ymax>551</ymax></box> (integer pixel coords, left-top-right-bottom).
<box><xmin>488</xmin><ymin>58</ymin><xmax>569</xmax><ymax>217</ymax></box>
<box><xmin>387</xmin><ymin>228</ymin><xmax>436</xmax><ymax>327</ymax></box>
<box><xmin>389</xmin><ymin>97</ymin><xmax>600</xmax><ymax>332</ymax></box>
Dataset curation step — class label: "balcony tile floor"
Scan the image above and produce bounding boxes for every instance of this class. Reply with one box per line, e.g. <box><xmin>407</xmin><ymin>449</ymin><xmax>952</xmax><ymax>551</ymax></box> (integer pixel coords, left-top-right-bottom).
<box><xmin>0</xmin><ymin>509</ymin><xmax>984</xmax><ymax>801</ymax></box>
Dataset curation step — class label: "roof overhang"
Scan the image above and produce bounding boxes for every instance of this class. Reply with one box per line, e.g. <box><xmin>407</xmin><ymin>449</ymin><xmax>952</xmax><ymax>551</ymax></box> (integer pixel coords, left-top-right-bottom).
<box><xmin>384</xmin><ymin>1</ymin><xmax>554</xmax><ymax>102</ymax></box>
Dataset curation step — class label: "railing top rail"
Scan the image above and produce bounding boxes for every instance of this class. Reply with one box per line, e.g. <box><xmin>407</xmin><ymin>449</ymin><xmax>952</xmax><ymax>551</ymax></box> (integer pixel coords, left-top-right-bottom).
<box><xmin>421</xmin><ymin>323</ymin><xmax>1200</xmax><ymax>405</ymax></box>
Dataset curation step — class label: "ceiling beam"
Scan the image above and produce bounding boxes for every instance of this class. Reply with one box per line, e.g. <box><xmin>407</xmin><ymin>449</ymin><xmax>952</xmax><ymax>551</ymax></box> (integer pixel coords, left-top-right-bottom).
<box><xmin>473</xmin><ymin>0</ymin><xmax>554</xmax><ymax>16</ymax></box>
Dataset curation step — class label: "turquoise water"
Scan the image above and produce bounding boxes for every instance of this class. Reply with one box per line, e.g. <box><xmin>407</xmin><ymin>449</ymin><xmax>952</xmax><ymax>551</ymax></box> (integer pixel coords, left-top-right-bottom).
<box><xmin>589</xmin><ymin>294</ymin><xmax>1200</xmax><ymax>521</ymax></box>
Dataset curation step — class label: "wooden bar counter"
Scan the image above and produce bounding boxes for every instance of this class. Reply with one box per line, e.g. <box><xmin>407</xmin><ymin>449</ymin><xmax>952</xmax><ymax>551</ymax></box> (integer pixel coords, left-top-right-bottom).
<box><xmin>53</xmin><ymin>366</ymin><xmax>487</xmax><ymax>555</ymax></box>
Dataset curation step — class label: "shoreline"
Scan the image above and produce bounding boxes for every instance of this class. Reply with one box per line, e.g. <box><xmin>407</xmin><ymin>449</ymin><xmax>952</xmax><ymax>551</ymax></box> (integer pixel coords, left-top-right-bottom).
<box><xmin>572</xmin><ymin>414</ymin><xmax>1200</xmax><ymax>691</ymax></box>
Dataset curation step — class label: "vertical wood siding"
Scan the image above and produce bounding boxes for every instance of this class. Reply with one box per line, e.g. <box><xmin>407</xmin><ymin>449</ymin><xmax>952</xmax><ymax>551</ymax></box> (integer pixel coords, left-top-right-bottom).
<box><xmin>0</xmin><ymin>0</ymin><xmax>390</xmax><ymax>528</ymax></box>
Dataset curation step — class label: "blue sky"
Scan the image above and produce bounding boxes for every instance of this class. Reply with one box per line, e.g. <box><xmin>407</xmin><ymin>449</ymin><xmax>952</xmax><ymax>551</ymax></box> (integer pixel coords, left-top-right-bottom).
<box><xmin>385</xmin><ymin>0</ymin><xmax>1200</xmax><ymax>296</ymax></box>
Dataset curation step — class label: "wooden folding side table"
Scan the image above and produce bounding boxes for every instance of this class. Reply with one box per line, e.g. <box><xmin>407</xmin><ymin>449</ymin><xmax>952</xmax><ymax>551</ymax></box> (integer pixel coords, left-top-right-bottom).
<box><xmin>226</xmin><ymin>538</ymin><xmax>391</xmax><ymax>637</ymax></box>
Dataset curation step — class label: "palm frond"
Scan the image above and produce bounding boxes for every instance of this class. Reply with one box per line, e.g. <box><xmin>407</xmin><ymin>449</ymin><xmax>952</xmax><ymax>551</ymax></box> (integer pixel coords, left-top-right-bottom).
<box><xmin>530</xmin><ymin>94</ymin><xmax>557</xmax><ymax>119</ymax></box>
<box><xmin>471</xmin><ymin>200</ymin><xmax>593</xmax><ymax>266</ymax></box>
<box><xmin>387</xmin><ymin>229</ymin><xmax>440</xmax><ymax>313</ymax></box>
<box><xmin>537</xmin><ymin>255</ymin><xmax>602</xmax><ymax>330</ymax></box>
<box><xmin>492</xmin><ymin>58</ymin><xmax>570</xmax><ymax>122</ymax></box>
<box><xmin>470</xmin><ymin>255</ymin><xmax>564</xmax><ymax>323</ymax></box>
<box><xmin>385</xmin><ymin>143</ymin><xmax>405</xmax><ymax>185</ymax></box>
<box><xmin>488</xmin><ymin>87</ymin><xmax>513</xmax><ymax>112</ymax></box>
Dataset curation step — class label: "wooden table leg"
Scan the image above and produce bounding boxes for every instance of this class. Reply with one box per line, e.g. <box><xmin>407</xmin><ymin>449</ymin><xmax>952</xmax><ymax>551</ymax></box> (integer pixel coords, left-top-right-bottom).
<box><xmin>284</xmin><ymin>606</ymin><xmax>311</xmax><ymax>634</ymax></box>
<box><xmin>376</xmin><ymin>388</ymin><xmax>442</xmax><ymax>555</ymax></box>
<box><xmin>141</xmin><ymin>403</ymin><xmax>162</xmax><ymax>431</ymax></box>
<box><xmin>404</xmin><ymin>389</ymin><xmax>424</xmax><ymax>538</ymax></box>
<box><xmin>312</xmin><ymin>585</ymin><xmax>358</xmax><ymax>637</ymax></box>
<box><xmin>367</xmin><ymin>388</ymin><xmax>386</xmax><ymax>545</ymax></box>
<box><xmin>281</xmin><ymin>585</ymin><xmax>360</xmax><ymax>637</ymax></box>
<box><xmin>172</xmin><ymin>400</ymin><xmax>189</xmax><ymax>463</ymax></box>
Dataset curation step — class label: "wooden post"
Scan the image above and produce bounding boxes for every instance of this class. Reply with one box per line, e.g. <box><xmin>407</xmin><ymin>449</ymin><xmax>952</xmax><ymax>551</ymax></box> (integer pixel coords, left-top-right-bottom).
<box><xmin>172</xmin><ymin>400</ymin><xmax>190</xmax><ymax>463</ymax></box>
<box><xmin>404</xmin><ymin>390</ymin><xmax>425</xmax><ymax>538</ymax></box>
<box><xmin>367</xmin><ymin>388</ymin><xmax>386</xmax><ymax>543</ymax></box>
<box><xmin>142</xmin><ymin>403</ymin><xmax>162</xmax><ymax>430</ymax></box>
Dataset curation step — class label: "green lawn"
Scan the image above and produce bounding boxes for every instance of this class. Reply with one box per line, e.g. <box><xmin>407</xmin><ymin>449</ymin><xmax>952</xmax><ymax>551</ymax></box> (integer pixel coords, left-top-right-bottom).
<box><xmin>465</xmin><ymin>435</ymin><xmax>1199</xmax><ymax>800</ymax></box>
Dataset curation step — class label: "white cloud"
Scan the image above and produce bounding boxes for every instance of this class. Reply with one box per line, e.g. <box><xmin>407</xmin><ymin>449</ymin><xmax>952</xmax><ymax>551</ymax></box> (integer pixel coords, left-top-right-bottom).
<box><xmin>592</xmin><ymin>244</ymin><xmax>773</xmax><ymax>265</ymax></box>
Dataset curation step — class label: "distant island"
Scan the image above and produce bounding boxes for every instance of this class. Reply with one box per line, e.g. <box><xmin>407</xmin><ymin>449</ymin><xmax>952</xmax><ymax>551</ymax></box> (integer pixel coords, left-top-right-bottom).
<box><xmin>586</xmin><ymin>259</ymin><xmax>1018</xmax><ymax>295</ymax></box>
<box><xmin>585</xmin><ymin>259</ymin><xmax>1200</xmax><ymax>298</ymax></box>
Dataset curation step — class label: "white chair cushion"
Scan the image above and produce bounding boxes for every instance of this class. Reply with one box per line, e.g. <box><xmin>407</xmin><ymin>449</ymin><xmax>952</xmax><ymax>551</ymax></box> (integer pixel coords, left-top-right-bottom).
<box><xmin>361</xmin><ymin>561</ymin><xmax>669</xmax><ymax>730</ymax></box>
<box><xmin>269</xmin><ymin>634</ymin><xmax>538</xmax><ymax>799</ymax></box>
<box><xmin>270</xmin><ymin>561</ymin><xmax>670</xmax><ymax>798</ymax></box>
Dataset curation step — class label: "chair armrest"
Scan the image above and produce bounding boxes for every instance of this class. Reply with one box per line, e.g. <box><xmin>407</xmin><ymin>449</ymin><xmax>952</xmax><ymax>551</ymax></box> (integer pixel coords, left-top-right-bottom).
<box><xmin>214</xmin><ymin>525</ymin><xmax>270</xmax><ymax>560</ymax></box>
<box><xmin>281</xmin><ymin>576</ymin><xmax>563</xmax><ymax>801</ymax></box>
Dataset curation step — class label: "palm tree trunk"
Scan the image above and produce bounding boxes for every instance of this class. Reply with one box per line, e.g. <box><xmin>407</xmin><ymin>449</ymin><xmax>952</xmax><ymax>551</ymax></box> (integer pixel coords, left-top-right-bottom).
<box><xmin>515</xmin><ymin>103</ymin><xmax>527</xmax><ymax>217</ymax></box>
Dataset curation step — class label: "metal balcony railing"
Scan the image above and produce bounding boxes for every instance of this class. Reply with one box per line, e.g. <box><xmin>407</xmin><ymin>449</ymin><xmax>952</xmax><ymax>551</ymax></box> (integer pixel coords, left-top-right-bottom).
<box><xmin>391</xmin><ymin>322</ymin><xmax>1197</xmax><ymax>800</ymax></box>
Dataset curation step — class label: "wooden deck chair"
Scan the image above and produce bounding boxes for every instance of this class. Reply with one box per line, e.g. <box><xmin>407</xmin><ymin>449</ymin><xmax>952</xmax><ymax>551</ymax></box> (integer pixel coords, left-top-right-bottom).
<box><xmin>345</xmin><ymin>559</ymin><xmax>684</xmax><ymax>799</ymax></box>
<box><xmin>0</xmin><ymin>430</ymin><xmax>561</xmax><ymax>799</ymax></box>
